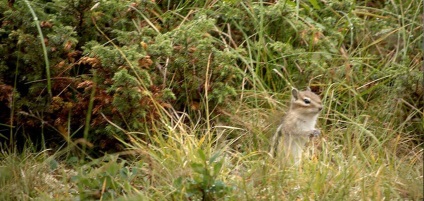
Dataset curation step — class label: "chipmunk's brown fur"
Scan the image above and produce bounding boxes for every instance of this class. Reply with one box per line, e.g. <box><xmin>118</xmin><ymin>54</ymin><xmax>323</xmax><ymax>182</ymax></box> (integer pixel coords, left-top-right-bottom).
<box><xmin>270</xmin><ymin>87</ymin><xmax>322</xmax><ymax>165</ymax></box>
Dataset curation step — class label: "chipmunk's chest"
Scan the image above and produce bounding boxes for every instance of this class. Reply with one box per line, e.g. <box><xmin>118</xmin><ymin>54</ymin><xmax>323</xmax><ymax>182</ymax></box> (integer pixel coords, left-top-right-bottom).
<box><xmin>295</xmin><ymin>116</ymin><xmax>317</xmax><ymax>131</ymax></box>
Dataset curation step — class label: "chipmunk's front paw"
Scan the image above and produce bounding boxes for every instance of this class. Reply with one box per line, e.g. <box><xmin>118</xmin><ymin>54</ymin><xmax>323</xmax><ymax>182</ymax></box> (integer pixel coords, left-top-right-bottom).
<box><xmin>311</xmin><ymin>129</ymin><xmax>320</xmax><ymax>137</ymax></box>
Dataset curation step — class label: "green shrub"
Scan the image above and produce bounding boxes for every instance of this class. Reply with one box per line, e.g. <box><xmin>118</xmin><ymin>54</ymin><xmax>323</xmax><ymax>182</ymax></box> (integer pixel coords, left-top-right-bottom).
<box><xmin>0</xmin><ymin>0</ymin><xmax>241</xmax><ymax>151</ymax></box>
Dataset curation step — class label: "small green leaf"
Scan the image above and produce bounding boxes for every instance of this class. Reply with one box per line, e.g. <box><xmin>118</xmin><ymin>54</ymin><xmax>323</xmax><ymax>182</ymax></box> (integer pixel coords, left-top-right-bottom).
<box><xmin>105</xmin><ymin>162</ymin><xmax>120</xmax><ymax>176</ymax></box>
<box><xmin>209</xmin><ymin>152</ymin><xmax>220</xmax><ymax>164</ymax></box>
<box><xmin>197</xmin><ymin>149</ymin><xmax>206</xmax><ymax>161</ymax></box>
<box><xmin>191</xmin><ymin>162</ymin><xmax>205</xmax><ymax>174</ymax></box>
<box><xmin>174</xmin><ymin>176</ymin><xmax>183</xmax><ymax>188</ymax></box>
<box><xmin>213</xmin><ymin>161</ymin><xmax>223</xmax><ymax>176</ymax></box>
<box><xmin>49</xmin><ymin>159</ymin><xmax>59</xmax><ymax>170</ymax></box>
<box><xmin>308</xmin><ymin>0</ymin><xmax>321</xmax><ymax>9</ymax></box>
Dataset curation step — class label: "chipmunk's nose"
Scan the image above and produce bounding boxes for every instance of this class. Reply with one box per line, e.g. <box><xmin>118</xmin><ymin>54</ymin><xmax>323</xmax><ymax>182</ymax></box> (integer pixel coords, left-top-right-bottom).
<box><xmin>318</xmin><ymin>106</ymin><xmax>323</xmax><ymax>111</ymax></box>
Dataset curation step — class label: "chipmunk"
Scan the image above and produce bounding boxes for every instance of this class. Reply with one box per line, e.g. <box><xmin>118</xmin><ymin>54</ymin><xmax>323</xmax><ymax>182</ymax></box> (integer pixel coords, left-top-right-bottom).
<box><xmin>270</xmin><ymin>87</ymin><xmax>323</xmax><ymax>165</ymax></box>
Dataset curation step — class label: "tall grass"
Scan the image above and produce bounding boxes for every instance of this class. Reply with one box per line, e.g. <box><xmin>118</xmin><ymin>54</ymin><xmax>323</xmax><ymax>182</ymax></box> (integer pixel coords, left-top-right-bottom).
<box><xmin>23</xmin><ymin>0</ymin><xmax>52</xmax><ymax>98</ymax></box>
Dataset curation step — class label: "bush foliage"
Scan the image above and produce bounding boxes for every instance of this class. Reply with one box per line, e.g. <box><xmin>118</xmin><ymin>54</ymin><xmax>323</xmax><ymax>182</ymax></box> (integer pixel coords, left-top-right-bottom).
<box><xmin>1</xmin><ymin>0</ymin><xmax>244</xmax><ymax>150</ymax></box>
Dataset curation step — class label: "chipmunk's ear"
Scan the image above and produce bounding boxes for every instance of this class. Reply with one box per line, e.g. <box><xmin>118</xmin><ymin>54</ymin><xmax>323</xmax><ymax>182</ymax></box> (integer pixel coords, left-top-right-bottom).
<box><xmin>291</xmin><ymin>88</ymin><xmax>299</xmax><ymax>100</ymax></box>
<box><xmin>306</xmin><ymin>86</ymin><xmax>311</xmax><ymax>91</ymax></box>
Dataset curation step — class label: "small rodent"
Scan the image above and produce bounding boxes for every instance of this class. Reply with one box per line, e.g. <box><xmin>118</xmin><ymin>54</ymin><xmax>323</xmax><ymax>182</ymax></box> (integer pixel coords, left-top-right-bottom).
<box><xmin>270</xmin><ymin>87</ymin><xmax>323</xmax><ymax>165</ymax></box>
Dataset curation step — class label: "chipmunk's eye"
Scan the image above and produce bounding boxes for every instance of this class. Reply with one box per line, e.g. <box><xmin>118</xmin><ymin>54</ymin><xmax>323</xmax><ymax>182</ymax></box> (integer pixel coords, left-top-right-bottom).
<box><xmin>303</xmin><ymin>98</ymin><xmax>311</xmax><ymax>104</ymax></box>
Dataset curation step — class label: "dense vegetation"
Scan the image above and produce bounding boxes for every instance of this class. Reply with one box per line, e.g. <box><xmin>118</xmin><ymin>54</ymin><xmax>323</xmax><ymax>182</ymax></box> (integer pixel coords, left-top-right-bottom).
<box><xmin>0</xmin><ymin>0</ymin><xmax>422</xmax><ymax>200</ymax></box>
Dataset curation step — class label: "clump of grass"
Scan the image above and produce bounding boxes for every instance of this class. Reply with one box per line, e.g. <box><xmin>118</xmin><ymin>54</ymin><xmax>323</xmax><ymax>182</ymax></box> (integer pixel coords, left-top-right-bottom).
<box><xmin>0</xmin><ymin>86</ymin><xmax>422</xmax><ymax>200</ymax></box>
<box><xmin>0</xmin><ymin>148</ymin><xmax>76</xmax><ymax>201</ymax></box>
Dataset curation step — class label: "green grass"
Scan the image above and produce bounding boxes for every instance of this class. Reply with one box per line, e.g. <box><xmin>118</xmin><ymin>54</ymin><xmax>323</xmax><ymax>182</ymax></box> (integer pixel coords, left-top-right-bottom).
<box><xmin>1</xmin><ymin>85</ymin><xmax>422</xmax><ymax>200</ymax></box>
<box><xmin>1</xmin><ymin>0</ymin><xmax>423</xmax><ymax>200</ymax></box>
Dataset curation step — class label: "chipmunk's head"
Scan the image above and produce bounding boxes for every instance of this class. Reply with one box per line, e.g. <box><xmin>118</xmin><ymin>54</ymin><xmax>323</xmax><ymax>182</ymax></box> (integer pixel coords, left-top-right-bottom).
<box><xmin>290</xmin><ymin>87</ymin><xmax>323</xmax><ymax>115</ymax></box>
